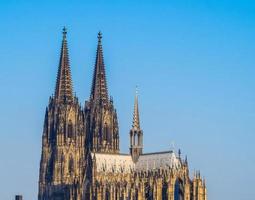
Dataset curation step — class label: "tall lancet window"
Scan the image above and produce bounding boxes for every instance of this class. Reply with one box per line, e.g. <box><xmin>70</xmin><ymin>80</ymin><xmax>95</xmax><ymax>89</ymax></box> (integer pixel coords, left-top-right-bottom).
<box><xmin>135</xmin><ymin>188</ymin><xmax>139</xmax><ymax>200</ymax></box>
<box><xmin>103</xmin><ymin>122</ymin><xmax>112</xmax><ymax>143</ymax></box>
<box><xmin>68</xmin><ymin>120</ymin><xmax>73</xmax><ymax>138</ymax></box>
<box><xmin>68</xmin><ymin>156</ymin><xmax>74</xmax><ymax>175</ymax></box>
<box><xmin>60</xmin><ymin>153</ymin><xmax>65</xmax><ymax>177</ymax></box>
<box><xmin>105</xmin><ymin>187</ymin><xmax>110</xmax><ymax>200</ymax></box>
<box><xmin>108</xmin><ymin>127</ymin><xmax>112</xmax><ymax>143</ymax></box>
<box><xmin>174</xmin><ymin>179</ymin><xmax>184</xmax><ymax>200</ymax></box>
<box><xmin>134</xmin><ymin>132</ymin><xmax>137</xmax><ymax>145</ymax></box>
<box><xmin>103</xmin><ymin>122</ymin><xmax>108</xmax><ymax>141</ymax></box>
<box><xmin>136</xmin><ymin>133</ymin><xmax>139</xmax><ymax>146</ymax></box>
<box><xmin>145</xmin><ymin>182</ymin><xmax>153</xmax><ymax>200</ymax></box>
<box><xmin>162</xmin><ymin>181</ymin><xmax>168</xmax><ymax>200</ymax></box>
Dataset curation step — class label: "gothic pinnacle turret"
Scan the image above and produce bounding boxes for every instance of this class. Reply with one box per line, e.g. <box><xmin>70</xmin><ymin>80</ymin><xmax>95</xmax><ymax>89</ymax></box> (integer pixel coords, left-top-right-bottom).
<box><xmin>90</xmin><ymin>31</ymin><xmax>108</xmax><ymax>105</ymax></box>
<box><xmin>130</xmin><ymin>88</ymin><xmax>143</xmax><ymax>162</ymax></box>
<box><xmin>54</xmin><ymin>27</ymin><xmax>73</xmax><ymax>103</ymax></box>
<box><xmin>132</xmin><ymin>88</ymin><xmax>140</xmax><ymax>130</ymax></box>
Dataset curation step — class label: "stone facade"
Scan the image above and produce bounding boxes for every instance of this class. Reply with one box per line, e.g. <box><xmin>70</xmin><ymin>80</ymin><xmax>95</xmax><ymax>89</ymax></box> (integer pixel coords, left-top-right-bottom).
<box><xmin>38</xmin><ymin>28</ymin><xmax>207</xmax><ymax>200</ymax></box>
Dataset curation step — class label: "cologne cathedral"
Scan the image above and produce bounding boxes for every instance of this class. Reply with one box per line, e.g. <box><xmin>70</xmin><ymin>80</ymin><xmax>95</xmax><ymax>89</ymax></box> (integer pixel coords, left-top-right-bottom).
<box><xmin>38</xmin><ymin>28</ymin><xmax>207</xmax><ymax>200</ymax></box>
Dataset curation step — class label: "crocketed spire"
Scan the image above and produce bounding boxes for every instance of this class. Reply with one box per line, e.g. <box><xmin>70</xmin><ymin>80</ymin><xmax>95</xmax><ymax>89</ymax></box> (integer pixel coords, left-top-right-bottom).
<box><xmin>54</xmin><ymin>27</ymin><xmax>73</xmax><ymax>103</ymax></box>
<box><xmin>90</xmin><ymin>32</ymin><xmax>108</xmax><ymax>104</ymax></box>
<box><xmin>132</xmin><ymin>88</ymin><xmax>140</xmax><ymax>130</ymax></box>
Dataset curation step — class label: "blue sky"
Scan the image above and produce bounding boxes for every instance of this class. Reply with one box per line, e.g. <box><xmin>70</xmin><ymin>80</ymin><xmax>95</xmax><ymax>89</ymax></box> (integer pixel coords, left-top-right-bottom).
<box><xmin>0</xmin><ymin>0</ymin><xmax>255</xmax><ymax>199</ymax></box>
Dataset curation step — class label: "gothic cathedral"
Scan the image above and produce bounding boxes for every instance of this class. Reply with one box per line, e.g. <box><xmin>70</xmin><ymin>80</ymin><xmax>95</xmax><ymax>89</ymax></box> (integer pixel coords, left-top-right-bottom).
<box><xmin>38</xmin><ymin>28</ymin><xmax>207</xmax><ymax>200</ymax></box>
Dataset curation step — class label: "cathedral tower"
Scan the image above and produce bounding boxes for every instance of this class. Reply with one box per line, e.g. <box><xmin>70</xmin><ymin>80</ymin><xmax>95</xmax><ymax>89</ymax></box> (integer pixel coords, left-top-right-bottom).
<box><xmin>38</xmin><ymin>28</ymin><xmax>86</xmax><ymax>200</ymax></box>
<box><xmin>130</xmin><ymin>90</ymin><xmax>143</xmax><ymax>162</ymax></box>
<box><xmin>85</xmin><ymin>32</ymin><xmax>119</xmax><ymax>154</ymax></box>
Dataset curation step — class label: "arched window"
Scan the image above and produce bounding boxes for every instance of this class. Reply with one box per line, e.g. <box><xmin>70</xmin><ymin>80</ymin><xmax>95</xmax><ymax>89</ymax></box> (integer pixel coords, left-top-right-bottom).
<box><xmin>105</xmin><ymin>187</ymin><xmax>110</xmax><ymax>200</ymax></box>
<box><xmin>67</xmin><ymin>120</ymin><xmax>73</xmax><ymax>138</ymax></box>
<box><xmin>135</xmin><ymin>188</ymin><xmax>139</xmax><ymax>200</ymax></box>
<box><xmin>174</xmin><ymin>179</ymin><xmax>184</xmax><ymax>200</ymax></box>
<box><xmin>162</xmin><ymin>181</ymin><xmax>168</xmax><ymax>200</ymax></box>
<box><xmin>68</xmin><ymin>156</ymin><xmax>74</xmax><ymax>175</ymax></box>
<box><xmin>46</xmin><ymin>157</ymin><xmax>54</xmax><ymax>181</ymax></box>
<box><xmin>145</xmin><ymin>183</ymin><xmax>153</xmax><ymax>200</ymax></box>
<box><xmin>93</xmin><ymin>182</ymin><xmax>99</xmax><ymax>200</ymax></box>
<box><xmin>103</xmin><ymin>123</ymin><xmax>108</xmax><ymax>141</ymax></box>
<box><xmin>107</xmin><ymin>127</ymin><xmax>112</xmax><ymax>143</ymax></box>
<box><xmin>119</xmin><ymin>189</ymin><xmax>124</xmax><ymax>200</ymax></box>
<box><xmin>103</xmin><ymin>123</ymin><xmax>112</xmax><ymax>143</ymax></box>
<box><xmin>134</xmin><ymin>133</ymin><xmax>137</xmax><ymax>146</ymax></box>
<box><xmin>115</xmin><ymin>185</ymin><xmax>118</xmax><ymax>200</ymax></box>
<box><xmin>60</xmin><ymin>154</ymin><xmax>65</xmax><ymax>176</ymax></box>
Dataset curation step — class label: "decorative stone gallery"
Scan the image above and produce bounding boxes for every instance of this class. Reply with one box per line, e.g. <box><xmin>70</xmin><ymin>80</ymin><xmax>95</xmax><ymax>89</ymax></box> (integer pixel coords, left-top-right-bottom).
<box><xmin>38</xmin><ymin>28</ymin><xmax>207</xmax><ymax>200</ymax></box>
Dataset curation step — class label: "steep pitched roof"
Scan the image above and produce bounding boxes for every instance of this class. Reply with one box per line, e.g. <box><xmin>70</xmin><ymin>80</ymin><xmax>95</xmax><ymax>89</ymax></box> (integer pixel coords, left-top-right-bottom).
<box><xmin>90</xmin><ymin>32</ymin><xmax>108</xmax><ymax>105</ymax></box>
<box><xmin>54</xmin><ymin>27</ymin><xmax>73</xmax><ymax>103</ymax></box>
<box><xmin>135</xmin><ymin>151</ymin><xmax>181</xmax><ymax>171</ymax></box>
<box><xmin>92</xmin><ymin>152</ymin><xmax>134</xmax><ymax>173</ymax></box>
<box><xmin>91</xmin><ymin>151</ymin><xmax>181</xmax><ymax>173</ymax></box>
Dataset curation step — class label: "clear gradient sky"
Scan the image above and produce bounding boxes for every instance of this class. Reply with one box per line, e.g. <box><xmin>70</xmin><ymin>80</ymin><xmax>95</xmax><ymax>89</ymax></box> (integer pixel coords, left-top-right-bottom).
<box><xmin>0</xmin><ymin>1</ymin><xmax>255</xmax><ymax>200</ymax></box>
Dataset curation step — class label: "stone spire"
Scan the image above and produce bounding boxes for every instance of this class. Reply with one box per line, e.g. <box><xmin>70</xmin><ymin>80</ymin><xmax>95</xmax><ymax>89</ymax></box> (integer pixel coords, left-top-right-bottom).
<box><xmin>130</xmin><ymin>88</ymin><xmax>143</xmax><ymax>162</ymax></box>
<box><xmin>132</xmin><ymin>88</ymin><xmax>140</xmax><ymax>130</ymax></box>
<box><xmin>54</xmin><ymin>27</ymin><xmax>73</xmax><ymax>103</ymax></box>
<box><xmin>90</xmin><ymin>32</ymin><xmax>108</xmax><ymax>104</ymax></box>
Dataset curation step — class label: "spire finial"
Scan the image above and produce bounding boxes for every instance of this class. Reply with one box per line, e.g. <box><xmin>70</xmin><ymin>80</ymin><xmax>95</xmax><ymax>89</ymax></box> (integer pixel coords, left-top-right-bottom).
<box><xmin>62</xmin><ymin>26</ymin><xmax>67</xmax><ymax>38</ymax></box>
<box><xmin>135</xmin><ymin>85</ymin><xmax>138</xmax><ymax>96</ymax></box>
<box><xmin>98</xmin><ymin>31</ymin><xmax>102</xmax><ymax>43</ymax></box>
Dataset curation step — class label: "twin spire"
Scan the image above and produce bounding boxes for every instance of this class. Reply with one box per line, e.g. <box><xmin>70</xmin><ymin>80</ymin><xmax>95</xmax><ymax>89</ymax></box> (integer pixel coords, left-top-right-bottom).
<box><xmin>90</xmin><ymin>32</ymin><xmax>109</xmax><ymax>105</ymax></box>
<box><xmin>54</xmin><ymin>28</ymin><xmax>140</xmax><ymax>121</ymax></box>
<box><xmin>54</xmin><ymin>27</ymin><xmax>141</xmax><ymax>122</ymax></box>
<box><xmin>54</xmin><ymin>27</ymin><xmax>73</xmax><ymax>103</ymax></box>
<box><xmin>54</xmin><ymin>29</ymin><xmax>109</xmax><ymax>105</ymax></box>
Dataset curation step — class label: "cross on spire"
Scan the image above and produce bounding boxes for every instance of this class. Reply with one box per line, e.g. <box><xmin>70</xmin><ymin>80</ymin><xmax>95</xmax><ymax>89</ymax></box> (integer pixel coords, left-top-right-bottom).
<box><xmin>54</xmin><ymin>27</ymin><xmax>73</xmax><ymax>103</ymax></box>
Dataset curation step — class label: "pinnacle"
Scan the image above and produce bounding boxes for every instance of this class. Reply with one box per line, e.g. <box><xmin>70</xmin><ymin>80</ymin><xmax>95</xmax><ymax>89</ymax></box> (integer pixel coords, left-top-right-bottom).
<box><xmin>132</xmin><ymin>89</ymin><xmax>140</xmax><ymax>130</ymax></box>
